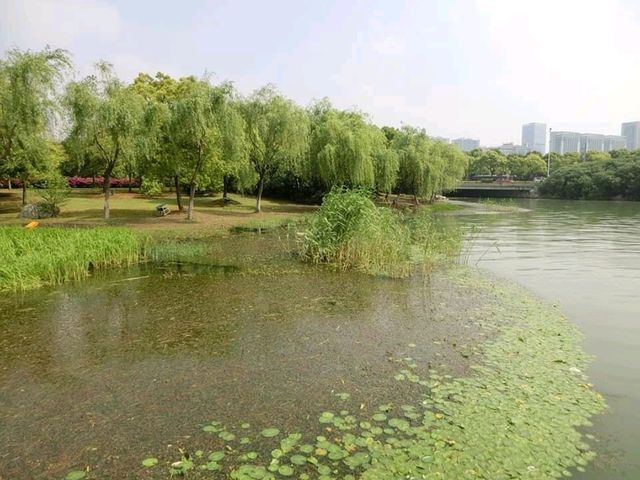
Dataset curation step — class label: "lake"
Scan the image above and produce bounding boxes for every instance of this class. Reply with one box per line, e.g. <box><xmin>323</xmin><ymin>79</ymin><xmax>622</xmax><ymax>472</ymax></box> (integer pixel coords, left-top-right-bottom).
<box><xmin>458</xmin><ymin>198</ymin><xmax>640</xmax><ymax>479</ymax></box>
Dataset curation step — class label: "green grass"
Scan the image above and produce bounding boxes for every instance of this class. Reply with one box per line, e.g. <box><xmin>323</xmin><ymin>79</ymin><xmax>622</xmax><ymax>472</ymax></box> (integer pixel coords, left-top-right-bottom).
<box><xmin>0</xmin><ymin>226</ymin><xmax>143</xmax><ymax>291</ymax></box>
<box><xmin>145</xmin><ymin>238</ymin><xmax>212</xmax><ymax>264</ymax></box>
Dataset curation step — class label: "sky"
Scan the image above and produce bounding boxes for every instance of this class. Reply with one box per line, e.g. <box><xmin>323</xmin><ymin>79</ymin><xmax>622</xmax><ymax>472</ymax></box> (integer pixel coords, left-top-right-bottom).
<box><xmin>1</xmin><ymin>0</ymin><xmax>639</xmax><ymax>146</ymax></box>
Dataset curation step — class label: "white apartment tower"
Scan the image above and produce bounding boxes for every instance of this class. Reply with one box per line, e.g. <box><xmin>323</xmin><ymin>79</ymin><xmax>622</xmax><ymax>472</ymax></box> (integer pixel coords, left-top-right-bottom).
<box><xmin>621</xmin><ymin>121</ymin><xmax>640</xmax><ymax>150</ymax></box>
<box><xmin>549</xmin><ymin>131</ymin><xmax>581</xmax><ymax>154</ymax></box>
<box><xmin>521</xmin><ymin>123</ymin><xmax>547</xmax><ymax>153</ymax></box>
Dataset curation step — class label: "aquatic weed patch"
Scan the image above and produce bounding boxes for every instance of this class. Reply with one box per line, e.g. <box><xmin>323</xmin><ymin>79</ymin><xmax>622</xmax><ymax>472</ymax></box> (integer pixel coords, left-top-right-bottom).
<box><xmin>0</xmin><ymin>226</ymin><xmax>142</xmax><ymax>291</ymax></box>
<box><xmin>132</xmin><ymin>268</ymin><xmax>604</xmax><ymax>479</ymax></box>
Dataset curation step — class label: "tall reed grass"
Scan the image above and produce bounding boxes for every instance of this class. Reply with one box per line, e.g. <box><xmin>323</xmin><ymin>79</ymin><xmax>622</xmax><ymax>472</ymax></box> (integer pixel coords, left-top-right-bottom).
<box><xmin>0</xmin><ymin>227</ymin><xmax>143</xmax><ymax>291</ymax></box>
<box><xmin>299</xmin><ymin>188</ymin><xmax>462</xmax><ymax>277</ymax></box>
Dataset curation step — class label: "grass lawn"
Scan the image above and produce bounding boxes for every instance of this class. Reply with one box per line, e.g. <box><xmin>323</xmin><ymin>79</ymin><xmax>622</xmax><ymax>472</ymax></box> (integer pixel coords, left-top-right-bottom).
<box><xmin>0</xmin><ymin>188</ymin><xmax>316</xmax><ymax>233</ymax></box>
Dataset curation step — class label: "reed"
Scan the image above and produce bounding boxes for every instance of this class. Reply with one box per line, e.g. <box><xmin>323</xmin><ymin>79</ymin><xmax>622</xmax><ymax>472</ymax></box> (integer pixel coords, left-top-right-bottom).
<box><xmin>299</xmin><ymin>188</ymin><xmax>463</xmax><ymax>277</ymax></box>
<box><xmin>0</xmin><ymin>226</ymin><xmax>142</xmax><ymax>291</ymax></box>
<box><xmin>299</xmin><ymin>188</ymin><xmax>412</xmax><ymax>277</ymax></box>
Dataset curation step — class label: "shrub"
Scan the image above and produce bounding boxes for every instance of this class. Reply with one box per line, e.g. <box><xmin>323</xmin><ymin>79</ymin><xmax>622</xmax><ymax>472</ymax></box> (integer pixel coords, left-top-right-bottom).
<box><xmin>299</xmin><ymin>188</ymin><xmax>411</xmax><ymax>277</ymax></box>
<box><xmin>140</xmin><ymin>177</ymin><xmax>164</xmax><ymax>197</ymax></box>
<box><xmin>38</xmin><ymin>175</ymin><xmax>70</xmax><ymax>217</ymax></box>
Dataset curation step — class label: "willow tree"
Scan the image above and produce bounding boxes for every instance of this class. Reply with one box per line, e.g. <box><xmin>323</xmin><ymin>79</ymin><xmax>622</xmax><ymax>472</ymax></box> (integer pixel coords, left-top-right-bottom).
<box><xmin>0</xmin><ymin>47</ymin><xmax>70</xmax><ymax>204</ymax></box>
<box><xmin>431</xmin><ymin>141</ymin><xmax>468</xmax><ymax>196</ymax></box>
<box><xmin>65</xmin><ymin>63</ymin><xmax>144</xmax><ymax>219</ymax></box>
<box><xmin>130</xmin><ymin>72</ymin><xmax>196</xmax><ymax>210</ymax></box>
<box><xmin>394</xmin><ymin>126</ymin><xmax>432</xmax><ymax>203</ymax></box>
<box><xmin>168</xmin><ymin>80</ymin><xmax>245</xmax><ymax>220</ymax></box>
<box><xmin>307</xmin><ymin>100</ymin><xmax>385</xmax><ymax>191</ymax></box>
<box><xmin>374</xmin><ymin>147</ymin><xmax>399</xmax><ymax>199</ymax></box>
<box><xmin>241</xmin><ymin>85</ymin><xmax>309</xmax><ymax>212</ymax></box>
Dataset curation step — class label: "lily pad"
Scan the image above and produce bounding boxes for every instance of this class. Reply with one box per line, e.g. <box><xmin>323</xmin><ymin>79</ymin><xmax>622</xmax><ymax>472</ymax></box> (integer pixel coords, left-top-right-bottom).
<box><xmin>64</xmin><ymin>471</ymin><xmax>86</xmax><ymax>480</ymax></box>
<box><xmin>290</xmin><ymin>454</ymin><xmax>306</xmax><ymax>465</ymax></box>
<box><xmin>142</xmin><ymin>457</ymin><xmax>158</xmax><ymax>467</ymax></box>
<box><xmin>261</xmin><ymin>427</ymin><xmax>280</xmax><ymax>438</ymax></box>
<box><xmin>278</xmin><ymin>465</ymin><xmax>294</xmax><ymax>476</ymax></box>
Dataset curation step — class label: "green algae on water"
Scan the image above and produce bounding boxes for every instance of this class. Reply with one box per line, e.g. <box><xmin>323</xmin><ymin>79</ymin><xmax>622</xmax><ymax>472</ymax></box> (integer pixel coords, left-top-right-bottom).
<box><xmin>144</xmin><ymin>268</ymin><xmax>605</xmax><ymax>478</ymax></box>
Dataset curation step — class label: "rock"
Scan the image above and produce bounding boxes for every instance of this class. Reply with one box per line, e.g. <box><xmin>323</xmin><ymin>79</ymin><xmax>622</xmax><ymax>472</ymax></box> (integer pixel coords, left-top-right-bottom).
<box><xmin>20</xmin><ymin>202</ymin><xmax>60</xmax><ymax>219</ymax></box>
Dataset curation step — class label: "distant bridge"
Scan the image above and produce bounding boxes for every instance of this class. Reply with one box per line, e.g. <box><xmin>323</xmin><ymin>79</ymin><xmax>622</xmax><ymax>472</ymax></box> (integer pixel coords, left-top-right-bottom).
<box><xmin>446</xmin><ymin>181</ymin><xmax>537</xmax><ymax>198</ymax></box>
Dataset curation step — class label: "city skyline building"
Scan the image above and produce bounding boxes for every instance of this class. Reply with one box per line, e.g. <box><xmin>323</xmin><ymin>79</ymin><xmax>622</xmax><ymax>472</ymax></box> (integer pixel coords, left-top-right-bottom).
<box><xmin>621</xmin><ymin>121</ymin><xmax>640</xmax><ymax>150</ymax></box>
<box><xmin>579</xmin><ymin>133</ymin><xmax>605</xmax><ymax>154</ymax></box>
<box><xmin>549</xmin><ymin>131</ymin><xmax>581</xmax><ymax>154</ymax></box>
<box><xmin>452</xmin><ymin>137</ymin><xmax>480</xmax><ymax>152</ymax></box>
<box><xmin>604</xmin><ymin>135</ymin><xmax>627</xmax><ymax>151</ymax></box>
<box><xmin>522</xmin><ymin>123</ymin><xmax>547</xmax><ymax>153</ymax></box>
<box><xmin>497</xmin><ymin>143</ymin><xmax>530</xmax><ymax>156</ymax></box>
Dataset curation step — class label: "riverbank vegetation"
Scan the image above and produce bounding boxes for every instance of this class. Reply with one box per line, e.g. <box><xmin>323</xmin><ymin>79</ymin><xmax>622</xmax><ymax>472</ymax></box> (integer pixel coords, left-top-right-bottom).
<box><xmin>0</xmin><ymin>227</ymin><xmax>141</xmax><ymax>291</ymax></box>
<box><xmin>540</xmin><ymin>153</ymin><xmax>640</xmax><ymax>200</ymax></box>
<box><xmin>300</xmin><ymin>189</ymin><xmax>461</xmax><ymax>277</ymax></box>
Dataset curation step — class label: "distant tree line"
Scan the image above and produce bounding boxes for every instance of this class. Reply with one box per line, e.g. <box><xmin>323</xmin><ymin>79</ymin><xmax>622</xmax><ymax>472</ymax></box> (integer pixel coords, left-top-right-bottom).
<box><xmin>0</xmin><ymin>47</ymin><xmax>471</xmax><ymax>219</ymax></box>
<box><xmin>539</xmin><ymin>151</ymin><xmax>640</xmax><ymax>200</ymax></box>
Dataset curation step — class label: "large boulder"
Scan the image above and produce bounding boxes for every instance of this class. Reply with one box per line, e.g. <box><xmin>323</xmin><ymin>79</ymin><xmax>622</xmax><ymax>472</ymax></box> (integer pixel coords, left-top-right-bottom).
<box><xmin>20</xmin><ymin>202</ymin><xmax>60</xmax><ymax>219</ymax></box>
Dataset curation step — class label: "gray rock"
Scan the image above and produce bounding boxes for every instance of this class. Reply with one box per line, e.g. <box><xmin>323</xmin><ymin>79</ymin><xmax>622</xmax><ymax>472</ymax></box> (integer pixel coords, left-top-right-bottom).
<box><xmin>20</xmin><ymin>202</ymin><xmax>60</xmax><ymax>219</ymax></box>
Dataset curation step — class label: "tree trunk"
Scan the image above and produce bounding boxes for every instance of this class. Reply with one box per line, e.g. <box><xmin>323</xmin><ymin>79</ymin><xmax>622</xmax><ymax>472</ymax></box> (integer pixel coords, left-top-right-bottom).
<box><xmin>413</xmin><ymin>194</ymin><xmax>420</xmax><ymax>206</ymax></box>
<box><xmin>22</xmin><ymin>182</ymin><xmax>27</xmax><ymax>206</ymax></box>
<box><xmin>128</xmin><ymin>173</ymin><xmax>132</xmax><ymax>193</ymax></box>
<box><xmin>187</xmin><ymin>182</ymin><xmax>196</xmax><ymax>220</ymax></box>
<box><xmin>174</xmin><ymin>175</ymin><xmax>183</xmax><ymax>211</ymax></box>
<box><xmin>92</xmin><ymin>174</ymin><xmax>96</xmax><ymax>187</ymax></box>
<box><xmin>103</xmin><ymin>174</ymin><xmax>111</xmax><ymax>219</ymax></box>
<box><xmin>7</xmin><ymin>179</ymin><xmax>11</xmax><ymax>190</ymax></box>
<box><xmin>255</xmin><ymin>176</ymin><xmax>264</xmax><ymax>213</ymax></box>
<box><xmin>223</xmin><ymin>175</ymin><xmax>230</xmax><ymax>200</ymax></box>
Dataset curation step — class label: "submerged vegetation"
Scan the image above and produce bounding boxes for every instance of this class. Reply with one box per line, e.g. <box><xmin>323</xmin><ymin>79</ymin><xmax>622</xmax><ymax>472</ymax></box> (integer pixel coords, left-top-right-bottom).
<box><xmin>0</xmin><ymin>226</ymin><xmax>141</xmax><ymax>291</ymax></box>
<box><xmin>299</xmin><ymin>189</ymin><xmax>461</xmax><ymax>277</ymax></box>
<box><xmin>134</xmin><ymin>269</ymin><xmax>604</xmax><ymax>479</ymax></box>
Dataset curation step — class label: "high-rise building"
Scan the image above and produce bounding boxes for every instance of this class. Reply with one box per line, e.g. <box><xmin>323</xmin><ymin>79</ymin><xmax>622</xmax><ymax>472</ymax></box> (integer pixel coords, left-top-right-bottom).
<box><xmin>452</xmin><ymin>137</ymin><xmax>480</xmax><ymax>152</ymax></box>
<box><xmin>604</xmin><ymin>135</ymin><xmax>627</xmax><ymax>151</ymax></box>
<box><xmin>522</xmin><ymin>123</ymin><xmax>547</xmax><ymax>153</ymax></box>
<box><xmin>621</xmin><ymin>121</ymin><xmax>640</xmax><ymax>150</ymax></box>
<box><xmin>579</xmin><ymin>133</ymin><xmax>605</xmax><ymax>154</ymax></box>
<box><xmin>549</xmin><ymin>131</ymin><xmax>581</xmax><ymax>154</ymax></box>
<box><xmin>497</xmin><ymin>143</ymin><xmax>530</xmax><ymax>155</ymax></box>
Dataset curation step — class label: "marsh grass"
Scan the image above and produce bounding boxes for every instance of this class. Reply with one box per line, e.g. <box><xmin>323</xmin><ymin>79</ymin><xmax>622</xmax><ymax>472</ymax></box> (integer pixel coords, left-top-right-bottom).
<box><xmin>299</xmin><ymin>188</ymin><xmax>411</xmax><ymax>277</ymax></box>
<box><xmin>0</xmin><ymin>226</ymin><xmax>142</xmax><ymax>291</ymax></box>
<box><xmin>146</xmin><ymin>239</ymin><xmax>212</xmax><ymax>264</ymax></box>
<box><xmin>299</xmin><ymin>189</ymin><xmax>462</xmax><ymax>277</ymax></box>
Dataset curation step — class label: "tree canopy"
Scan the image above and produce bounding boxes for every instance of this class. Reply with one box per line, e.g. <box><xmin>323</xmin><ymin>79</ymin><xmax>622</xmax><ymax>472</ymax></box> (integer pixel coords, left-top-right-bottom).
<box><xmin>65</xmin><ymin>62</ymin><xmax>145</xmax><ymax>218</ymax></box>
<box><xmin>0</xmin><ymin>47</ymin><xmax>71</xmax><ymax>203</ymax></box>
<box><xmin>241</xmin><ymin>85</ymin><xmax>309</xmax><ymax>212</ymax></box>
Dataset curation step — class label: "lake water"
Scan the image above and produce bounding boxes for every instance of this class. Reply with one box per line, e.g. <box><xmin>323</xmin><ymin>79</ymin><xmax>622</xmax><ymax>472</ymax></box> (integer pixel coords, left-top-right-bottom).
<box><xmin>0</xmin><ymin>233</ymin><xmax>484</xmax><ymax>479</ymax></box>
<box><xmin>458</xmin><ymin>199</ymin><xmax>640</xmax><ymax>479</ymax></box>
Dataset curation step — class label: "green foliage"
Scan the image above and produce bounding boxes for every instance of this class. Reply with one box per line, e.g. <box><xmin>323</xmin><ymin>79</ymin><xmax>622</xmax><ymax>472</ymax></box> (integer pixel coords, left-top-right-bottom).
<box><xmin>393</xmin><ymin>127</ymin><xmax>467</xmax><ymax>200</ymax></box>
<box><xmin>307</xmin><ymin>100</ymin><xmax>384</xmax><ymax>190</ymax></box>
<box><xmin>299</xmin><ymin>188</ymin><xmax>411</xmax><ymax>277</ymax></box>
<box><xmin>0</xmin><ymin>227</ymin><xmax>142</xmax><ymax>291</ymax></box>
<box><xmin>38</xmin><ymin>173</ymin><xmax>70</xmax><ymax>215</ymax></box>
<box><xmin>241</xmin><ymin>85</ymin><xmax>309</xmax><ymax>212</ymax></box>
<box><xmin>140</xmin><ymin>177</ymin><xmax>163</xmax><ymax>197</ymax></box>
<box><xmin>467</xmin><ymin>149</ymin><xmax>508</xmax><ymax>176</ymax></box>
<box><xmin>64</xmin><ymin>62</ymin><xmax>145</xmax><ymax>218</ymax></box>
<box><xmin>540</xmin><ymin>155</ymin><xmax>640</xmax><ymax>200</ymax></box>
<box><xmin>0</xmin><ymin>47</ymin><xmax>71</xmax><ymax>197</ymax></box>
<box><xmin>169</xmin><ymin>79</ymin><xmax>246</xmax><ymax>219</ymax></box>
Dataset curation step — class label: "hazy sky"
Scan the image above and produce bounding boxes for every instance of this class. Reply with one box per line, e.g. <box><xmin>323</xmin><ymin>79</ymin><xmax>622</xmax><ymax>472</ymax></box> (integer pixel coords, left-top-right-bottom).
<box><xmin>1</xmin><ymin>0</ymin><xmax>639</xmax><ymax>146</ymax></box>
